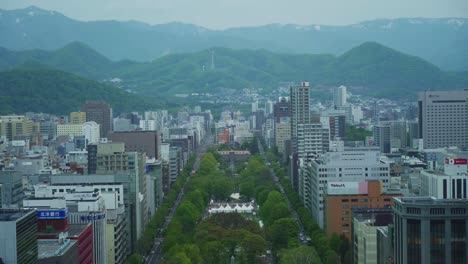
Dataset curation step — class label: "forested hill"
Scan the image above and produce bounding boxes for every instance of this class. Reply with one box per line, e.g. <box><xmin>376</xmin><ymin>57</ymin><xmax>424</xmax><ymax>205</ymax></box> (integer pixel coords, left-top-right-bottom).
<box><xmin>1</xmin><ymin>42</ymin><xmax>467</xmax><ymax>99</ymax></box>
<box><xmin>0</xmin><ymin>67</ymin><xmax>165</xmax><ymax>115</ymax></box>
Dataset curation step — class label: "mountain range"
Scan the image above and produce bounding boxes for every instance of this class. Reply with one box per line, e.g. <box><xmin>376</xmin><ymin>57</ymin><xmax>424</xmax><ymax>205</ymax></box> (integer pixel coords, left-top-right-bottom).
<box><xmin>1</xmin><ymin>41</ymin><xmax>467</xmax><ymax>100</ymax></box>
<box><xmin>1</xmin><ymin>6</ymin><xmax>467</xmax><ymax>71</ymax></box>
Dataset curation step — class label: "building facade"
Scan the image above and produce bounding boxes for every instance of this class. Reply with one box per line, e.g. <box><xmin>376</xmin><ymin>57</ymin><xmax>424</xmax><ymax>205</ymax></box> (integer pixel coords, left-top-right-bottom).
<box><xmin>418</xmin><ymin>90</ymin><xmax>468</xmax><ymax>149</ymax></box>
<box><xmin>393</xmin><ymin>197</ymin><xmax>468</xmax><ymax>264</ymax></box>
<box><xmin>81</xmin><ymin>101</ymin><xmax>112</xmax><ymax>138</ymax></box>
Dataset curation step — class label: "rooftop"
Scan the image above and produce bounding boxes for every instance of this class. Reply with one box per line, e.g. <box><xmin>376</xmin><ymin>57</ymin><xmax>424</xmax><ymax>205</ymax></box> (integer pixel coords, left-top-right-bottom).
<box><xmin>395</xmin><ymin>196</ymin><xmax>468</xmax><ymax>206</ymax></box>
<box><xmin>67</xmin><ymin>224</ymin><xmax>90</xmax><ymax>238</ymax></box>
<box><xmin>0</xmin><ymin>209</ymin><xmax>35</xmax><ymax>222</ymax></box>
<box><xmin>38</xmin><ymin>239</ymin><xmax>76</xmax><ymax>258</ymax></box>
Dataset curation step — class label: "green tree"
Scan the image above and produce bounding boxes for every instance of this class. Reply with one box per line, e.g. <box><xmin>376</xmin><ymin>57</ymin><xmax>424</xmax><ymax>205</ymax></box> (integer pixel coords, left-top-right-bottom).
<box><xmin>279</xmin><ymin>246</ymin><xmax>321</xmax><ymax>264</ymax></box>
<box><xmin>127</xmin><ymin>253</ymin><xmax>144</xmax><ymax>264</ymax></box>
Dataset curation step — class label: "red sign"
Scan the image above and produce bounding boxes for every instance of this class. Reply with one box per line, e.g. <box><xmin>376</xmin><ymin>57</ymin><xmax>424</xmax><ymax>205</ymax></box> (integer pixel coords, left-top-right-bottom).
<box><xmin>445</xmin><ymin>158</ymin><xmax>468</xmax><ymax>165</ymax></box>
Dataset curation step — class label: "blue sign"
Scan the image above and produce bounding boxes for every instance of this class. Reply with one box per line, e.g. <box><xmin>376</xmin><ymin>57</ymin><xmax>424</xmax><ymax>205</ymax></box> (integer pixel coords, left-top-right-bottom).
<box><xmin>80</xmin><ymin>213</ymin><xmax>106</xmax><ymax>222</ymax></box>
<box><xmin>37</xmin><ymin>209</ymin><xmax>69</xmax><ymax>219</ymax></box>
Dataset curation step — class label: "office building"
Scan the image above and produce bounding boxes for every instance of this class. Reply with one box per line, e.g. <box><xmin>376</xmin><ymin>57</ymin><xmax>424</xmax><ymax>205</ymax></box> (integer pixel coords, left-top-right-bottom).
<box><xmin>0</xmin><ymin>115</ymin><xmax>34</xmax><ymax>141</ymax></box>
<box><xmin>296</xmin><ymin>123</ymin><xmax>329</xmax><ymax>159</ymax></box>
<box><xmin>81</xmin><ymin>101</ymin><xmax>112</xmax><ymax>138</ymax></box>
<box><xmin>420</xmin><ymin>158</ymin><xmax>468</xmax><ymax>199</ymax></box>
<box><xmin>290</xmin><ymin>81</ymin><xmax>311</xmax><ymax>154</ymax></box>
<box><xmin>70</xmin><ymin>112</ymin><xmax>86</xmax><ymax>125</ymax></box>
<box><xmin>418</xmin><ymin>90</ymin><xmax>468</xmax><ymax>149</ymax></box>
<box><xmin>393</xmin><ymin>197</ymin><xmax>468</xmax><ymax>264</ymax></box>
<box><xmin>0</xmin><ymin>208</ymin><xmax>37</xmax><ymax>264</ymax></box>
<box><xmin>275</xmin><ymin>119</ymin><xmax>291</xmax><ymax>154</ymax></box>
<box><xmin>37</xmin><ymin>238</ymin><xmax>78</xmax><ymax>264</ymax></box>
<box><xmin>108</xmin><ymin>131</ymin><xmax>161</xmax><ymax>159</ymax></box>
<box><xmin>352</xmin><ymin>208</ymin><xmax>393</xmax><ymax>264</ymax></box>
<box><xmin>301</xmin><ymin>148</ymin><xmax>390</xmax><ymax>228</ymax></box>
<box><xmin>0</xmin><ymin>170</ymin><xmax>24</xmax><ymax>208</ymax></box>
<box><xmin>139</xmin><ymin>120</ymin><xmax>156</xmax><ymax>131</ymax></box>
<box><xmin>273</xmin><ymin>97</ymin><xmax>290</xmax><ymax>122</ymax></box>
<box><xmin>333</xmin><ymin>86</ymin><xmax>347</xmax><ymax>107</ymax></box>
<box><xmin>373</xmin><ymin>124</ymin><xmax>391</xmax><ymax>154</ymax></box>
<box><xmin>324</xmin><ymin>180</ymin><xmax>399</xmax><ymax>240</ymax></box>
<box><xmin>57</xmin><ymin>124</ymin><xmax>83</xmax><ymax>137</ymax></box>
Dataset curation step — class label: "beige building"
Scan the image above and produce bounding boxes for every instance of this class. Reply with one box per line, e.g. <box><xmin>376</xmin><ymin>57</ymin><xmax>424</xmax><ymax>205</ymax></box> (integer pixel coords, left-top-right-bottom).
<box><xmin>275</xmin><ymin>121</ymin><xmax>290</xmax><ymax>154</ymax></box>
<box><xmin>0</xmin><ymin>115</ymin><xmax>34</xmax><ymax>141</ymax></box>
<box><xmin>56</xmin><ymin>124</ymin><xmax>83</xmax><ymax>137</ymax></box>
<box><xmin>70</xmin><ymin>112</ymin><xmax>86</xmax><ymax>125</ymax></box>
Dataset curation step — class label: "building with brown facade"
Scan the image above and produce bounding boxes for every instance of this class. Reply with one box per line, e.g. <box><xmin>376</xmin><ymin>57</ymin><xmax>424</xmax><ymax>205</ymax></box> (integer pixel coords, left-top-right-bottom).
<box><xmin>324</xmin><ymin>180</ymin><xmax>400</xmax><ymax>240</ymax></box>
<box><xmin>108</xmin><ymin>130</ymin><xmax>161</xmax><ymax>159</ymax></box>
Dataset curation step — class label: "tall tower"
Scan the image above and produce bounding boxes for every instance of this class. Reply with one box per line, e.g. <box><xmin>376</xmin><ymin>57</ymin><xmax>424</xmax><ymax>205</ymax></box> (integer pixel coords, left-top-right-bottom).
<box><xmin>210</xmin><ymin>50</ymin><xmax>215</xmax><ymax>70</ymax></box>
<box><xmin>290</xmin><ymin>81</ymin><xmax>311</xmax><ymax>154</ymax></box>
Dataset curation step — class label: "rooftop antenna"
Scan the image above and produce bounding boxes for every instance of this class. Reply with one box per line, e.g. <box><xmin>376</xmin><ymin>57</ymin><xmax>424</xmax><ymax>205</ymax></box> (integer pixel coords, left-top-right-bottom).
<box><xmin>211</xmin><ymin>50</ymin><xmax>215</xmax><ymax>70</ymax></box>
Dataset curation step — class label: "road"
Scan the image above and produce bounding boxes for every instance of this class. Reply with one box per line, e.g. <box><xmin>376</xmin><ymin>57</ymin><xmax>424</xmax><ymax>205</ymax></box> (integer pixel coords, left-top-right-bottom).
<box><xmin>144</xmin><ymin>135</ymin><xmax>213</xmax><ymax>263</ymax></box>
<box><xmin>257</xmin><ymin>141</ymin><xmax>310</xmax><ymax>245</ymax></box>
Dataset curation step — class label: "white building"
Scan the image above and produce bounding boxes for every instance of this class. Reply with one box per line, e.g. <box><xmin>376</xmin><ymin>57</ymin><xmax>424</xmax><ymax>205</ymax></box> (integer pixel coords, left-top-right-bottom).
<box><xmin>139</xmin><ymin>120</ymin><xmax>156</xmax><ymax>131</ymax></box>
<box><xmin>333</xmin><ymin>86</ymin><xmax>347</xmax><ymax>107</ymax></box>
<box><xmin>300</xmin><ymin>147</ymin><xmax>390</xmax><ymax>228</ymax></box>
<box><xmin>275</xmin><ymin>119</ymin><xmax>291</xmax><ymax>154</ymax></box>
<box><xmin>421</xmin><ymin>158</ymin><xmax>468</xmax><ymax>199</ymax></box>
<box><xmin>82</xmin><ymin>121</ymin><xmax>100</xmax><ymax>144</ymax></box>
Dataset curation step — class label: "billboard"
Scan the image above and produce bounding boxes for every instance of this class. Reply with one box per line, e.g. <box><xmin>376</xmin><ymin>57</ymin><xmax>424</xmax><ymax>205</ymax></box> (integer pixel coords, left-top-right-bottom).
<box><xmin>327</xmin><ymin>181</ymin><xmax>368</xmax><ymax>195</ymax></box>
<box><xmin>37</xmin><ymin>209</ymin><xmax>68</xmax><ymax>220</ymax></box>
<box><xmin>445</xmin><ymin>158</ymin><xmax>468</xmax><ymax>165</ymax></box>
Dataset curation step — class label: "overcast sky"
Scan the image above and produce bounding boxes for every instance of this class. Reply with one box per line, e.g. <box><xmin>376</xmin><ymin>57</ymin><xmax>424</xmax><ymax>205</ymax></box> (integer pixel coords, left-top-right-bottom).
<box><xmin>1</xmin><ymin>0</ymin><xmax>468</xmax><ymax>29</ymax></box>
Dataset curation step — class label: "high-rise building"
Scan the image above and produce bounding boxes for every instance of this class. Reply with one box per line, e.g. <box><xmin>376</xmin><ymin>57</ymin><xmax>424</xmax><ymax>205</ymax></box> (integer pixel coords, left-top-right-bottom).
<box><xmin>275</xmin><ymin>119</ymin><xmax>291</xmax><ymax>154</ymax></box>
<box><xmin>300</xmin><ymin>147</ymin><xmax>390</xmax><ymax>228</ymax></box>
<box><xmin>81</xmin><ymin>101</ymin><xmax>112</xmax><ymax>138</ymax></box>
<box><xmin>108</xmin><ymin>131</ymin><xmax>161</xmax><ymax>159</ymax></box>
<box><xmin>393</xmin><ymin>197</ymin><xmax>468</xmax><ymax>264</ymax></box>
<box><xmin>290</xmin><ymin>81</ymin><xmax>311</xmax><ymax>154</ymax></box>
<box><xmin>0</xmin><ymin>208</ymin><xmax>38</xmax><ymax>264</ymax></box>
<box><xmin>70</xmin><ymin>112</ymin><xmax>86</xmax><ymax>125</ymax></box>
<box><xmin>373</xmin><ymin>124</ymin><xmax>391</xmax><ymax>154</ymax></box>
<box><xmin>0</xmin><ymin>115</ymin><xmax>34</xmax><ymax>141</ymax></box>
<box><xmin>273</xmin><ymin>97</ymin><xmax>290</xmax><ymax>123</ymax></box>
<box><xmin>0</xmin><ymin>170</ymin><xmax>24</xmax><ymax>208</ymax></box>
<box><xmin>333</xmin><ymin>85</ymin><xmax>347</xmax><ymax>107</ymax></box>
<box><xmin>418</xmin><ymin>90</ymin><xmax>468</xmax><ymax>149</ymax></box>
<box><xmin>296</xmin><ymin>123</ymin><xmax>329</xmax><ymax>159</ymax></box>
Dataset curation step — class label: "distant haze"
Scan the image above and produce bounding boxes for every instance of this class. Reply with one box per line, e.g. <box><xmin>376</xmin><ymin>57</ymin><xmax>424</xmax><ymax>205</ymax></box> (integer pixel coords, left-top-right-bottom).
<box><xmin>1</xmin><ymin>0</ymin><xmax>467</xmax><ymax>29</ymax></box>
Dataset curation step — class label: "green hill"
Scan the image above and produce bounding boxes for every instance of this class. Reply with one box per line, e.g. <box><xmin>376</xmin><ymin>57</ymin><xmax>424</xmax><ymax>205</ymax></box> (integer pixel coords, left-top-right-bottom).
<box><xmin>0</xmin><ymin>67</ymin><xmax>165</xmax><ymax>115</ymax></box>
<box><xmin>1</xmin><ymin>42</ymin><xmax>467</xmax><ymax>99</ymax></box>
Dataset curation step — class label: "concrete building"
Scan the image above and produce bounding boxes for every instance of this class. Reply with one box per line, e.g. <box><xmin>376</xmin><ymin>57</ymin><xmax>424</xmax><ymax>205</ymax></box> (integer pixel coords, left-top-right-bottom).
<box><xmin>0</xmin><ymin>115</ymin><xmax>34</xmax><ymax>141</ymax></box>
<box><xmin>300</xmin><ymin>148</ymin><xmax>390</xmax><ymax>228</ymax></box>
<box><xmin>275</xmin><ymin>119</ymin><xmax>291</xmax><ymax>154</ymax></box>
<box><xmin>82</xmin><ymin>121</ymin><xmax>100</xmax><ymax>145</ymax></box>
<box><xmin>139</xmin><ymin>120</ymin><xmax>156</xmax><ymax>131</ymax></box>
<box><xmin>420</xmin><ymin>157</ymin><xmax>468</xmax><ymax>199</ymax></box>
<box><xmin>70</xmin><ymin>112</ymin><xmax>86</xmax><ymax>125</ymax></box>
<box><xmin>273</xmin><ymin>97</ymin><xmax>290</xmax><ymax>123</ymax></box>
<box><xmin>324</xmin><ymin>180</ymin><xmax>399</xmax><ymax>240</ymax></box>
<box><xmin>0</xmin><ymin>208</ymin><xmax>37</xmax><ymax>264</ymax></box>
<box><xmin>0</xmin><ymin>170</ymin><xmax>24</xmax><ymax>208</ymax></box>
<box><xmin>81</xmin><ymin>101</ymin><xmax>112</xmax><ymax>138</ymax></box>
<box><xmin>290</xmin><ymin>81</ymin><xmax>311</xmax><ymax>154</ymax></box>
<box><xmin>418</xmin><ymin>90</ymin><xmax>468</xmax><ymax>149</ymax></box>
<box><xmin>37</xmin><ymin>238</ymin><xmax>78</xmax><ymax>264</ymax></box>
<box><xmin>146</xmin><ymin>158</ymin><xmax>164</xmax><ymax>218</ymax></box>
<box><xmin>352</xmin><ymin>208</ymin><xmax>393</xmax><ymax>264</ymax></box>
<box><xmin>57</xmin><ymin>124</ymin><xmax>83</xmax><ymax>137</ymax></box>
<box><xmin>393</xmin><ymin>197</ymin><xmax>468</xmax><ymax>264</ymax></box>
<box><xmin>296</xmin><ymin>123</ymin><xmax>329</xmax><ymax>159</ymax></box>
<box><xmin>113</xmin><ymin>118</ymin><xmax>133</xmax><ymax>132</ymax></box>
<box><xmin>373</xmin><ymin>124</ymin><xmax>391</xmax><ymax>154</ymax></box>
<box><xmin>108</xmin><ymin>131</ymin><xmax>161</xmax><ymax>159</ymax></box>
<box><xmin>333</xmin><ymin>85</ymin><xmax>347</xmax><ymax>107</ymax></box>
